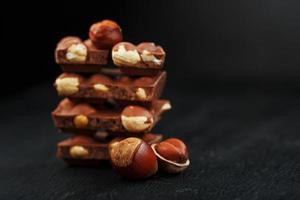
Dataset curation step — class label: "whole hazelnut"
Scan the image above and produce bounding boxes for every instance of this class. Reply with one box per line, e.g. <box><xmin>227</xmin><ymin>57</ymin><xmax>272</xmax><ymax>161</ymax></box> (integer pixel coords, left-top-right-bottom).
<box><xmin>108</xmin><ymin>137</ymin><xmax>158</xmax><ymax>179</ymax></box>
<box><xmin>73</xmin><ymin>114</ymin><xmax>89</xmax><ymax>128</ymax></box>
<box><xmin>151</xmin><ymin>138</ymin><xmax>190</xmax><ymax>173</ymax></box>
<box><xmin>55</xmin><ymin>77</ymin><xmax>80</xmax><ymax>95</ymax></box>
<box><xmin>112</xmin><ymin>42</ymin><xmax>141</xmax><ymax>66</ymax></box>
<box><xmin>69</xmin><ymin>145</ymin><xmax>89</xmax><ymax>158</ymax></box>
<box><xmin>137</xmin><ymin>42</ymin><xmax>165</xmax><ymax>66</ymax></box>
<box><xmin>121</xmin><ymin>105</ymin><xmax>154</xmax><ymax>133</ymax></box>
<box><xmin>66</xmin><ymin>43</ymin><xmax>87</xmax><ymax>62</ymax></box>
<box><xmin>89</xmin><ymin>19</ymin><xmax>123</xmax><ymax>49</ymax></box>
<box><xmin>136</xmin><ymin>88</ymin><xmax>147</xmax><ymax>100</ymax></box>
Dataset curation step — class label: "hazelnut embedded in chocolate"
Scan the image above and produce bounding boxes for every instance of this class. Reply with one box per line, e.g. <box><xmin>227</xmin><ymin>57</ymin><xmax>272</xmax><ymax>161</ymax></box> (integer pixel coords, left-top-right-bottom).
<box><xmin>69</xmin><ymin>145</ymin><xmax>89</xmax><ymax>158</ymax></box>
<box><xmin>112</xmin><ymin>41</ymin><xmax>165</xmax><ymax>68</ymax></box>
<box><xmin>121</xmin><ymin>105</ymin><xmax>154</xmax><ymax>133</ymax></box>
<box><xmin>137</xmin><ymin>42</ymin><xmax>165</xmax><ymax>66</ymax></box>
<box><xmin>66</xmin><ymin>43</ymin><xmax>87</xmax><ymax>62</ymax></box>
<box><xmin>112</xmin><ymin>42</ymin><xmax>141</xmax><ymax>66</ymax></box>
<box><xmin>136</xmin><ymin>88</ymin><xmax>147</xmax><ymax>100</ymax></box>
<box><xmin>89</xmin><ymin>74</ymin><xmax>112</xmax><ymax>92</ymax></box>
<box><xmin>56</xmin><ymin>37</ymin><xmax>88</xmax><ymax>63</ymax></box>
<box><xmin>94</xmin><ymin>131</ymin><xmax>110</xmax><ymax>142</ymax></box>
<box><xmin>73</xmin><ymin>114</ymin><xmax>89</xmax><ymax>128</ymax></box>
<box><xmin>70</xmin><ymin>103</ymin><xmax>96</xmax><ymax>116</ymax></box>
<box><xmin>68</xmin><ymin>135</ymin><xmax>95</xmax><ymax>158</ymax></box>
<box><xmin>89</xmin><ymin>19</ymin><xmax>123</xmax><ymax>49</ymax></box>
<box><xmin>55</xmin><ymin>73</ymin><xmax>83</xmax><ymax>95</ymax></box>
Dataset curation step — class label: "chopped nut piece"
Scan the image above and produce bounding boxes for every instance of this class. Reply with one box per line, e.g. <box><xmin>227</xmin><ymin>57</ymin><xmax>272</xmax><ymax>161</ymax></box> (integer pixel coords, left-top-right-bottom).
<box><xmin>121</xmin><ymin>105</ymin><xmax>154</xmax><ymax>132</ymax></box>
<box><xmin>161</xmin><ymin>102</ymin><xmax>172</xmax><ymax>111</ymax></box>
<box><xmin>69</xmin><ymin>145</ymin><xmax>89</xmax><ymax>158</ymax></box>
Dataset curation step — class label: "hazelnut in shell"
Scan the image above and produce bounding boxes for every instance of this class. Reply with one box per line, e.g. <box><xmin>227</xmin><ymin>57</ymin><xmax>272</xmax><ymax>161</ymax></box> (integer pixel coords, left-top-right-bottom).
<box><xmin>121</xmin><ymin>105</ymin><xmax>154</xmax><ymax>133</ymax></box>
<box><xmin>151</xmin><ymin>138</ymin><xmax>190</xmax><ymax>173</ymax></box>
<box><xmin>108</xmin><ymin>137</ymin><xmax>158</xmax><ymax>179</ymax></box>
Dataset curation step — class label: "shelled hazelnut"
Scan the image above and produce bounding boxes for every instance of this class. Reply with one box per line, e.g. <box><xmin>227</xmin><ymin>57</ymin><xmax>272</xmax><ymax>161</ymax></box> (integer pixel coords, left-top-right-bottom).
<box><xmin>112</xmin><ymin>42</ymin><xmax>141</xmax><ymax>66</ymax></box>
<box><xmin>137</xmin><ymin>42</ymin><xmax>165</xmax><ymax>65</ymax></box>
<box><xmin>66</xmin><ymin>43</ymin><xmax>87</xmax><ymax>62</ymax></box>
<box><xmin>151</xmin><ymin>138</ymin><xmax>190</xmax><ymax>173</ymax></box>
<box><xmin>69</xmin><ymin>146</ymin><xmax>89</xmax><ymax>158</ymax></box>
<box><xmin>73</xmin><ymin>114</ymin><xmax>89</xmax><ymax>128</ymax></box>
<box><xmin>121</xmin><ymin>105</ymin><xmax>154</xmax><ymax>133</ymax></box>
<box><xmin>89</xmin><ymin>19</ymin><xmax>123</xmax><ymax>49</ymax></box>
<box><xmin>55</xmin><ymin>74</ymin><xmax>82</xmax><ymax>95</ymax></box>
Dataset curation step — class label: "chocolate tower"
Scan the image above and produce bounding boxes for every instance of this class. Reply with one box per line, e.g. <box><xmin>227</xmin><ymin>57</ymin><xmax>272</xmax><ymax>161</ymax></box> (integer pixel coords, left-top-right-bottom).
<box><xmin>52</xmin><ymin>20</ymin><xmax>171</xmax><ymax>166</ymax></box>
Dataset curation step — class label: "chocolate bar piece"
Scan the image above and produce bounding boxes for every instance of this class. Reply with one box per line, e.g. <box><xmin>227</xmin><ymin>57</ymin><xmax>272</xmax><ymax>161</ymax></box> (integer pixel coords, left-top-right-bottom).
<box><xmin>120</xmin><ymin>68</ymin><xmax>162</xmax><ymax>76</ymax></box>
<box><xmin>52</xmin><ymin>98</ymin><xmax>171</xmax><ymax>134</ymax></box>
<box><xmin>57</xmin><ymin>133</ymin><xmax>163</xmax><ymax>165</ymax></box>
<box><xmin>59</xmin><ymin>126</ymin><xmax>166</xmax><ymax>138</ymax></box>
<box><xmin>54</xmin><ymin>70</ymin><xmax>166</xmax><ymax>105</ymax></box>
<box><xmin>55</xmin><ymin>37</ymin><xmax>109</xmax><ymax>72</ymax></box>
<box><xmin>112</xmin><ymin>42</ymin><xmax>165</xmax><ymax>76</ymax></box>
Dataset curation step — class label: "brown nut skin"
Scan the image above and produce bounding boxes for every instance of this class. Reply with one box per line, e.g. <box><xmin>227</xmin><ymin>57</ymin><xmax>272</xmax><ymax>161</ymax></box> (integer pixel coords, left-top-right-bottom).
<box><xmin>156</xmin><ymin>138</ymin><xmax>188</xmax><ymax>163</ymax></box>
<box><xmin>89</xmin><ymin>19</ymin><xmax>123</xmax><ymax>49</ymax></box>
<box><xmin>70</xmin><ymin>103</ymin><xmax>96</xmax><ymax>115</ymax></box>
<box><xmin>121</xmin><ymin>105</ymin><xmax>154</xmax><ymax>133</ymax></box>
<box><xmin>137</xmin><ymin>42</ymin><xmax>165</xmax><ymax>56</ymax></box>
<box><xmin>72</xmin><ymin>135</ymin><xmax>97</xmax><ymax>144</ymax></box>
<box><xmin>151</xmin><ymin>138</ymin><xmax>190</xmax><ymax>173</ymax></box>
<box><xmin>108</xmin><ymin>137</ymin><xmax>158</xmax><ymax>179</ymax></box>
<box><xmin>134</xmin><ymin>77</ymin><xmax>154</xmax><ymax>86</ymax></box>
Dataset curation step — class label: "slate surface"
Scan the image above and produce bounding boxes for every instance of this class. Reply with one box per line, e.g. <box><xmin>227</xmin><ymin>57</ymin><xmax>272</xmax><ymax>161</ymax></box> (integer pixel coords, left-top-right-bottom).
<box><xmin>0</xmin><ymin>82</ymin><xmax>299</xmax><ymax>200</ymax></box>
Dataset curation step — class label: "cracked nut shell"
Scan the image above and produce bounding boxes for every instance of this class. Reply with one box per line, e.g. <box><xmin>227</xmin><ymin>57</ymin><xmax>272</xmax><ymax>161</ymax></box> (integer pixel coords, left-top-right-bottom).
<box><xmin>151</xmin><ymin>138</ymin><xmax>190</xmax><ymax>173</ymax></box>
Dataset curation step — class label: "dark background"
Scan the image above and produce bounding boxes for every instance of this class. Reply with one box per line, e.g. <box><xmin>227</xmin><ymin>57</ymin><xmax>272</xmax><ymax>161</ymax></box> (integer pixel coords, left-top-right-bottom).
<box><xmin>3</xmin><ymin>0</ymin><xmax>300</xmax><ymax>93</ymax></box>
<box><xmin>1</xmin><ymin>0</ymin><xmax>300</xmax><ymax>199</ymax></box>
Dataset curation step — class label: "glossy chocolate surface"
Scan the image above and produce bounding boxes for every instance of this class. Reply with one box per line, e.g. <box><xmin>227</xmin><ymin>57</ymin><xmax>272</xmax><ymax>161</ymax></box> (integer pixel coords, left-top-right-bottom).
<box><xmin>55</xmin><ymin>37</ymin><xmax>109</xmax><ymax>67</ymax></box>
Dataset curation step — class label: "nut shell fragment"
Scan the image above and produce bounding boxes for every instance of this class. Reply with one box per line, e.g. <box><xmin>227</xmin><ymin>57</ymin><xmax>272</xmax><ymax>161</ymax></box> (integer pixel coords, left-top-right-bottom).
<box><xmin>151</xmin><ymin>142</ymin><xmax>190</xmax><ymax>173</ymax></box>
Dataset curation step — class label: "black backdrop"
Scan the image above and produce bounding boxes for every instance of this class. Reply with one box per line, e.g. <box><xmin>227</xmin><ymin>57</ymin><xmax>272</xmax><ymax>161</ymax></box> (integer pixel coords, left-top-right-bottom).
<box><xmin>3</xmin><ymin>0</ymin><xmax>300</xmax><ymax>94</ymax></box>
<box><xmin>1</xmin><ymin>1</ymin><xmax>300</xmax><ymax>199</ymax></box>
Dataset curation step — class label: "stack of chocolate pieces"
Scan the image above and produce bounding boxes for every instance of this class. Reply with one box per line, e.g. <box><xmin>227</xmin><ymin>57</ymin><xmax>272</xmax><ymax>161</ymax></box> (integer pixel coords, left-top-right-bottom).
<box><xmin>52</xmin><ymin>20</ymin><xmax>171</xmax><ymax>166</ymax></box>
